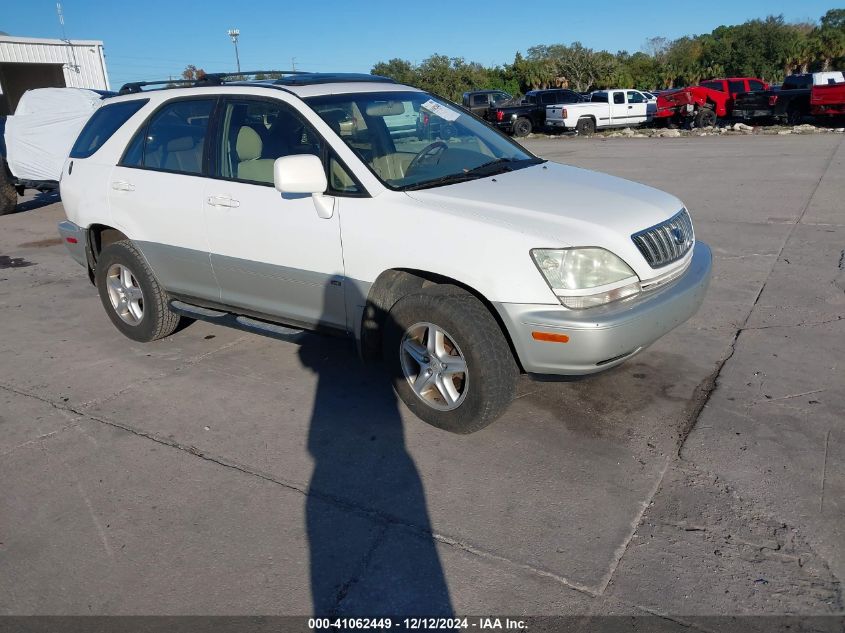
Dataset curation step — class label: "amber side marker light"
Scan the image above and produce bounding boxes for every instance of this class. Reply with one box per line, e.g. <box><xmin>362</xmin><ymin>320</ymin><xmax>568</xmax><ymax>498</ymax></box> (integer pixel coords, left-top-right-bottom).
<box><xmin>531</xmin><ymin>331</ymin><xmax>570</xmax><ymax>343</ymax></box>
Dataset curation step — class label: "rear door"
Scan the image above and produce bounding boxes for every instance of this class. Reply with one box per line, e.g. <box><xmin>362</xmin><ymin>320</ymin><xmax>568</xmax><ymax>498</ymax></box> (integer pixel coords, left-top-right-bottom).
<box><xmin>108</xmin><ymin>97</ymin><xmax>219</xmax><ymax>300</ymax></box>
<box><xmin>609</xmin><ymin>91</ymin><xmax>628</xmax><ymax>123</ymax></box>
<box><xmin>203</xmin><ymin>95</ymin><xmax>348</xmax><ymax>329</ymax></box>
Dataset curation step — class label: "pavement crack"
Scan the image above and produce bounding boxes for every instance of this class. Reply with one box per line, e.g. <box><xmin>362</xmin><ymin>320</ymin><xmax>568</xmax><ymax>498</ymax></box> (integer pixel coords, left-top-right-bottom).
<box><xmin>677</xmin><ymin>133</ymin><xmax>843</xmax><ymax>459</ymax></box>
<box><xmin>0</xmin><ymin>381</ymin><xmax>601</xmax><ymax>599</ymax></box>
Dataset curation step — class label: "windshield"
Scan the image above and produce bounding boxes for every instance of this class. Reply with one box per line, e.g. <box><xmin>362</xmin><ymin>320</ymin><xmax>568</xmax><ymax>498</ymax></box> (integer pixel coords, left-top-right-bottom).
<box><xmin>306</xmin><ymin>91</ymin><xmax>541</xmax><ymax>191</ymax></box>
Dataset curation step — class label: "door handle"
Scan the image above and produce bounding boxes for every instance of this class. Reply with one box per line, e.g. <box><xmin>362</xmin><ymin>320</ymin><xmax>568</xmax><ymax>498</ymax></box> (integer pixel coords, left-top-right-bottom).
<box><xmin>111</xmin><ymin>181</ymin><xmax>135</xmax><ymax>191</ymax></box>
<box><xmin>628</xmin><ymin>105</ymin><xmax>633</xmax><ymax>109</ymax></box>
<box><xmin>207</xmin><ymin>195</ymin><xmax>240</xmax><ymax>208</ymax></box>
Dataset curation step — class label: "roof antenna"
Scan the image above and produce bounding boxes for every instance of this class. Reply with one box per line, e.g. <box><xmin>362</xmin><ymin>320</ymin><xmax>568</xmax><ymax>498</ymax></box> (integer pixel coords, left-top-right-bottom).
<box><xmin>56</xmin><ymin>2</ymin><xmax>80</xmax><ymax>73</ymax></box>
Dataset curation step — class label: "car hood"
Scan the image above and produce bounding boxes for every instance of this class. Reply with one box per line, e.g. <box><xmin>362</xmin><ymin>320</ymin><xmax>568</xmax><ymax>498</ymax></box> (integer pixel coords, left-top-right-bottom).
<box><xmin>404</xmin><ymin>161</ymin><xmax>688</xmax><ymax>280</ymax></box>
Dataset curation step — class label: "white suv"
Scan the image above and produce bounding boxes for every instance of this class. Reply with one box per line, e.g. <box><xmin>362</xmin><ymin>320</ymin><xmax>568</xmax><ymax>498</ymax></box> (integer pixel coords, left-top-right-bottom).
<box><xmin>58</xmin><ymin>72</ymin><xmax>711</xmax><ymax>433</ymax></box>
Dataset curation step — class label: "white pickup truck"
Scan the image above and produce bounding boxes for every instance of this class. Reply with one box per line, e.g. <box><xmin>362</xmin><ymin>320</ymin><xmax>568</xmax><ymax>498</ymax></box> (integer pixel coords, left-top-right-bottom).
<box><xmin>546</xmin><ymin>89</ymin><xmax>655</xmax><ymax>135</ymax></box>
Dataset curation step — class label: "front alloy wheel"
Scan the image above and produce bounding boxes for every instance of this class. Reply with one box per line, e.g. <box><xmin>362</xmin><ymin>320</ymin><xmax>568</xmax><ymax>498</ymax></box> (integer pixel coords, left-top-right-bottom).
<box><xmin>383</xmin><ymin>285</ymin><xmax>518</xmax><ymax>433</ymax></box>
<box><xmin>400</xmin><ymin>322</ymin><xmax>468</xmax><ymax>411</ymax></box>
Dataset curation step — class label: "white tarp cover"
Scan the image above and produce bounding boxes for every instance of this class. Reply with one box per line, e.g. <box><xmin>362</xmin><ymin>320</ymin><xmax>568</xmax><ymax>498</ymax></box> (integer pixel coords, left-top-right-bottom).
<box><xmin>4</xmin><ymin>88</ymin><xmax>103</xmax><ymax>181</ymax></box>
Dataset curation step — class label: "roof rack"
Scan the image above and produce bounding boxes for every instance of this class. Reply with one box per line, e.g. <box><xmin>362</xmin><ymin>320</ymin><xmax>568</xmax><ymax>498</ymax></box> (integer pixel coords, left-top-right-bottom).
<box><xmin>118</xmin><ymin>70</ymin><xmax>308</xmax><ymax>95</ymax></box>
<box><xmin>118</xmin><ymin>71</ymin><xmax>396</xmax><ymax>95</ymax></box>
<box><xmin>273</xmin><ymin>73</ymin><xmax>395</xmax><ymax>86</ymax></box>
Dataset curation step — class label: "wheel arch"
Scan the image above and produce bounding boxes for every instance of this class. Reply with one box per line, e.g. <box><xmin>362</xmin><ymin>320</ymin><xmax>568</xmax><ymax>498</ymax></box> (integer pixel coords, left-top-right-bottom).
<box><xmin>359</xmin><ymin>268</ymin><xmax>524</xmax><ymax>371</ymax></box>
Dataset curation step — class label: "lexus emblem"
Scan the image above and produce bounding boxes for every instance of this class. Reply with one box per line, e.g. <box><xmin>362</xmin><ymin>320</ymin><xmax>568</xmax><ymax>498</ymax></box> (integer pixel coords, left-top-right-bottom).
<box><xmin>671</xmin><ymin>227</ymin><xmax>686</xmax><ymax>245</ymax></box>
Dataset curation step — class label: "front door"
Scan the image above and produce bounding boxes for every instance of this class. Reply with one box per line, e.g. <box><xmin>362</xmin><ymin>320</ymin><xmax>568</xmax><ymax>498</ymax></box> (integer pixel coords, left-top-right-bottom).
<box><xmin>204</xmin><ymin>96</ymin><xmax>347</xmax><ymax>330</ymax></box>
<box><xmin>625</xmin><ymin>91</ymin><xmax>648</xmax><ymax>124</ymax></box>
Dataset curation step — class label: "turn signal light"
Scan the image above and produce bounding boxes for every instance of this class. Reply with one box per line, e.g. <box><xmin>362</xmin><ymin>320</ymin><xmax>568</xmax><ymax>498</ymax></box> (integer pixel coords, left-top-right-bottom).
<box><xmin>531</xmin><ymin>331</ymin><xmax>570</xmax><ymax>343</ymax></box>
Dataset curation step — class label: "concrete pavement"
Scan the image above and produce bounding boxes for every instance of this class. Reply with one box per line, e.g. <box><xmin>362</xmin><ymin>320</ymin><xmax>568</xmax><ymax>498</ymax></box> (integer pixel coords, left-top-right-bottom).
<box><xmin>0</xmin><ymin>133</ymin><xmax>842</xmax><ymax>623</ymax></box>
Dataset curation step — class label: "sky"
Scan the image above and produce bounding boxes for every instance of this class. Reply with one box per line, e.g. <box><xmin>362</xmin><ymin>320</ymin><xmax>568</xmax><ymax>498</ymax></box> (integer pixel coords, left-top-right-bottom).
<box><xmin>1</xmin><ymin>0</ymin><xmax>836</xmax><ymax>90</ymax></box>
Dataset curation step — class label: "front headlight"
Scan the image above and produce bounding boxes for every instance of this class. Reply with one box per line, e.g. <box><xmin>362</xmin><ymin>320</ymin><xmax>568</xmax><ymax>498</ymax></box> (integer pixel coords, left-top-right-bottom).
<box><xmin>531</xmin><ymin>247</ymin><xmax>641</xmax><ymax>309</ymax></box>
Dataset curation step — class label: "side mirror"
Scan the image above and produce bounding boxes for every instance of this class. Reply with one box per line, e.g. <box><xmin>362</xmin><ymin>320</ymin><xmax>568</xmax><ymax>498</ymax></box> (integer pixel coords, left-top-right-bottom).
<box><xmin>273</xmin><ymin>155</ymin><xmax>327</xmax><ymax>195</ymax></box>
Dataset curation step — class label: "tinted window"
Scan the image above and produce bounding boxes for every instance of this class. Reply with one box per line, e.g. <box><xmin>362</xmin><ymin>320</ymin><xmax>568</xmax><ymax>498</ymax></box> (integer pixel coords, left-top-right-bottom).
<box><xmin>492</xmin><ymin>92</ymin><xmax>509</xmax><ymax>103</ymax></box>
<box><xmin>217</xmin><ymin>98</ymin><xmax>321</xmax><ymax>185</ymax></box>
<box><xmin>700</xmin><ymin>81</ymin><xmax>722</xmax><ymax>91</ymax></box>
<box><xmin>70</xmin><ymin>99</ymin><xmax>148</xmax><ymax>159</ymax></box>
<box><xmin>471</xmin><ymin>94</ymin><xmax>487</xmax><ymax>106</ymax></box>
<box><xmin>127</xmin><ymin>99</ymin><xmax>214</xmax><ymax>175</ymax></box>
<box><xmin>613</xmin><ymin>92</ymin><xmax>625</xmax><ymax>104</ymax></box>
<box><xmin>540</xmin><ymin>93</ymin><xmax>558</xmax><ymax>104</ymax></box>
<box><xmin>782</xmin><ymin>76</ymin><xmax>809</xmax><ymax>90</ymax></box>
<box><xmin>627</xmin><ymin>91</ymin><xmax>645</xmax><ymax>103</ymax></box>
<box><xmin>728</xmin><ymin>80</ymin><xmax>746</xmax><ymax>94</ymax></box>
<box><xmin>748</xmin><ymin>80</ymin><xmax>765</xmax><ymax>91</ymax></box>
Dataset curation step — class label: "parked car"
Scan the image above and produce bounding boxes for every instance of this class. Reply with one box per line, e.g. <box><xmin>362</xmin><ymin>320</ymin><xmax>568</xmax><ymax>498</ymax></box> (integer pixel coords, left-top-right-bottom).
<box><xmin>546</xmin><ymin>89</ymin><xmax>654</xmax><ymax>135</ymax></box>
<box><xmin>733</xmin><ymin>72</ymin><xmax>845</xmax><ymax>124</ymax></box>
<box><xmin>461</xmin><ymin>90</ymin><xmax>512</xmax><ymax>119</ymax></box>
<box><xmin>1</xmin><ymin>87</ymin><xmax>115</xmax><ymax>214</ymax></box>
<box><xmin>810</xmin><ymin>73</ymin><xmax>845</xmax><ymax>118</ymax></box>
<box><xmin>489</xmin><ymin>89</ymin><xmax>582</xmax><ymax>137</ymax></box>
<box><xmin>58</xmin><ymin>71</ymin><xmax>711</xmax><ymax>434</ymax></box>
<box><xmin>654</xmin><ymin>77</ymin><xmax>769</xmax><ymax>127</ymax></box>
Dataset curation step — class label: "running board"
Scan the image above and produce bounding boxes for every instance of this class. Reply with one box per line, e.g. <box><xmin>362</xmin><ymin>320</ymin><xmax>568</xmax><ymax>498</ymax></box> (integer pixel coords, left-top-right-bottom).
<box><xmin>169</xmin><ymin>300</ymin><xmax>304</xmax><ymax>342</ymax></box>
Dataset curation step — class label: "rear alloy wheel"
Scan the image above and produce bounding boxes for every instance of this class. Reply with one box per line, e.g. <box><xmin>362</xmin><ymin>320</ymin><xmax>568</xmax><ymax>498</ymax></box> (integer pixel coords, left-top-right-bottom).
<box><xmin>96</xmin><ymin>240</ymin><xmax>182</xmax><ymax>342</ymax></box>
<box><xmin>512</xmin><ymin>117</ymin><xmax>532</xmax><ymax>137</ymax></box>
<box><xmin>694</xmin><ymin>108</ymin><xmax>717</xmax><ymax>128</ymax></box>
<box><xmin>384</xmin><ymin>286</ymin><xmax>518</xmax><ymax>434</ymax></box>
<box><xmin>576</xmin><ymin>117</ymin><xmax>596</xmax><ymax>136</ymax></box>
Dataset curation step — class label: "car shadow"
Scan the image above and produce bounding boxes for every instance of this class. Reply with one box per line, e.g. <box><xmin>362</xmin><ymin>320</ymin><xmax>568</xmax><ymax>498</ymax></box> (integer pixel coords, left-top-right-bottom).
<box><xmin>12</xmin><ymin>189</ymin><xmax>61</xmax><ymax>214</ymax></box>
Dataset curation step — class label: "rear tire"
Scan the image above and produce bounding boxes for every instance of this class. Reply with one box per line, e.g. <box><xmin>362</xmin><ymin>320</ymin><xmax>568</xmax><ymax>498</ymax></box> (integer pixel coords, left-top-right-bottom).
<box><xmin>383</xmin><ymin>286</ymin><xmax>518</xmax><ymax>434</ymax></box>
<box><xmin>512</xmin><ymin>117</ymin><xmax>532</xmax><ymax>137</ymax></box>
<box><xmin>95</xmin><ymin>240</ymin><xmax>181</xmax><ymax>342</ymax></box>
<box><xmin>0</xmin><ymin>158</ymin><xmax>17</xmax><ymax>216</ymax></box>
<box><xmin>786</xmin><ymin>106</ymin><xmax>802</xmax><ymax>126</ymax></box>
<box><xmin>576</xmin><ymin>117</ymin><xmax>596</xmax><ymax>136</ymax></box>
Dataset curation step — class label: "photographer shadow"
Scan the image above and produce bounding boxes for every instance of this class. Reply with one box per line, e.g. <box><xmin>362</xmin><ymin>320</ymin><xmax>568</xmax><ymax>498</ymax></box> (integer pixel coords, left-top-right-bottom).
<box><xmin>299</xmin><ymin>283</ymin><xmax>453</xmax><ymax>616</ymax></box>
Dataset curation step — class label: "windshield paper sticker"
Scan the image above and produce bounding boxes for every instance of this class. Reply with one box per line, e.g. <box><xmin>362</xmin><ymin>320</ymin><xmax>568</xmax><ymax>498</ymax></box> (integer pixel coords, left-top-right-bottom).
<box><xmin>421</xmin><ymin>99</ymin><xmax>461</xmax><ymax>122</ymax></box>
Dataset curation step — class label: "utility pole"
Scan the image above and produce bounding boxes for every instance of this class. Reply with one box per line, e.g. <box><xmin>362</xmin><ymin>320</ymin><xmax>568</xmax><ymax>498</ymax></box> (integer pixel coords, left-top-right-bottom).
<box><xmin>227</xmin><ymin>28</ymin><xmax>241</xmax><ymax>73</ymax></box>
<box><xmin>291</xmin><ymin>57</ymin><xmax>296</xmax><ymax>72</ymax></box>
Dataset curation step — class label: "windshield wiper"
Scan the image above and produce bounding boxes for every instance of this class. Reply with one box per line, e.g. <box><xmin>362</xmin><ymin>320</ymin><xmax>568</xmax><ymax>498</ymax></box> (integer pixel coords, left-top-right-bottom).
<box><xmin>403</xmin><ymin>157</ymin><xmax>540</xmax><ymax>191</ymax></box>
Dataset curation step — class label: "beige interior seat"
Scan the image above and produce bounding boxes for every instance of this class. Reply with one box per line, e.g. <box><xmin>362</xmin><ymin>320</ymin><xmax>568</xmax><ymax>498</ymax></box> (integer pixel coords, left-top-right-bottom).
<box><xmin>236</xmin><ymin>126</ymin><xmax>275</xmax><ymax>183</ymax></box>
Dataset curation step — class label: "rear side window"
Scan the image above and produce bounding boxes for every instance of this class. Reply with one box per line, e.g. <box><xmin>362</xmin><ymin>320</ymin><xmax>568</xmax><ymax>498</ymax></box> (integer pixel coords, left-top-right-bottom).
<box><xmin>122</xmin><ymin>98</ymin><xmax>215</xmax><ymax>175</ymax></box>
<box><xmin>748</xmin><ymin>80</ymin><xmax>765</xmax><ymax>91</ymax></box>
<box><xmin>70</xmin><ymin>99</ymin><xmax>148</xmax><ymax>159</ymax></box>
<box><xmin>613</xmin><ymin>92</ymin><xmax>625</xmax><ymax>104</ymax></box>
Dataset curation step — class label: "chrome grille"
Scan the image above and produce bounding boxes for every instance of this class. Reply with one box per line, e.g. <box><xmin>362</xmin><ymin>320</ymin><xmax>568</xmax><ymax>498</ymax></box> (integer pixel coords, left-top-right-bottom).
<box><xmin>631</xmin><ymin>209</ymin><xmax>694</xmax><ymax>268</ymax></box>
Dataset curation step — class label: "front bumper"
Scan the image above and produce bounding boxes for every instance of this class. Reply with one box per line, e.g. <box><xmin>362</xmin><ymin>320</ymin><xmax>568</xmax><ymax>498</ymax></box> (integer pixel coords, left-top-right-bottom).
<box><xmin>57</xmin><ymin>220</ymin><xmax>88</xmax><ymax>267</ymax></box>
<box><xmin>495</xmin><ymin>241</ymin><xmax>712</xmax><ymax>376</ymax></box>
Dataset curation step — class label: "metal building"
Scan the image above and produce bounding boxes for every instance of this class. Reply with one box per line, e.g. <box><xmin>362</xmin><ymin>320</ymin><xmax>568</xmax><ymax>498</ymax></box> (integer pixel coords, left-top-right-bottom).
<box><xmin>0</xmin><ymin>35</ymin><xmax>110</xmax><ymax>115</ymax></box>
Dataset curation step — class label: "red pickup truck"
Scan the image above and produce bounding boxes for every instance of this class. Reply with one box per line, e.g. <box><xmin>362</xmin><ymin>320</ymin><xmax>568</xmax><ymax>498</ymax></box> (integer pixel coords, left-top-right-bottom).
<box><xmin>810</xmin><ymin>83</ymin><xmax>845</xmax><ymax>117</ymax></box>
<box><xmin>655</xmin><ymin>77</ymin><xmax>768</xmax><ymax>127</ymax></box>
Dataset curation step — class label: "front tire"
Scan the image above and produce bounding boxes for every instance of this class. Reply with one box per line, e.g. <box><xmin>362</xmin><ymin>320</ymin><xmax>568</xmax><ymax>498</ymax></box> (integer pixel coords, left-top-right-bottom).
<box><xmin>95</xmin><ymin>240</ymin><xmax>181</xmax><ymax>342</ymax></box>
<box><xmin>383</xmin><ymin>286</ymin><xmax>518</xmax><ymax>434</ymax></box>
<box><xmin>512</xmin><ymin>117</ymin><xmax>532</xmax><ymax>137</ymax></box>
<box><xmin>0</xmin><ymin>158</ymin><xmax>17</xmax><ymax>216</ymax></box>
<box><xmin>694</xmin><ymin>108</ymin><xmax>717</xmax><ymax>128</ymax></box>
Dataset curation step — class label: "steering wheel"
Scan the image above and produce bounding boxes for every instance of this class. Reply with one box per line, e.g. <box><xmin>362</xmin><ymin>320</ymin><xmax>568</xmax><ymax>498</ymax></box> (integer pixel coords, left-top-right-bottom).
<box><xmin>406</xmin><ymin>141</ymin><xmax>448</xmax><ymax>175</ymax></box>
